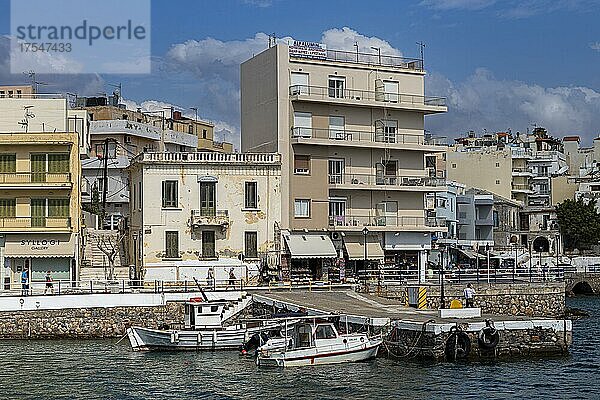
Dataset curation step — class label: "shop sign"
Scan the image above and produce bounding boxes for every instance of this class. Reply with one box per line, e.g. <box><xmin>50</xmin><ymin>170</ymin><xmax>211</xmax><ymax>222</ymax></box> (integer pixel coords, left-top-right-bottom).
<box><xmin>289</xmin><ymin>40</ymin><xmax>327</xmax><ymax>60</ymax></box>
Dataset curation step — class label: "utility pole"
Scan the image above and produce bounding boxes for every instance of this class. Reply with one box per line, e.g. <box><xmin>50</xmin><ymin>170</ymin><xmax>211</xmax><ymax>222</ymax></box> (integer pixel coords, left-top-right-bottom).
<box><xmin>101</xmin><ymin>138</ymin><xmax>109</xmax><ymax>219</ymax></box>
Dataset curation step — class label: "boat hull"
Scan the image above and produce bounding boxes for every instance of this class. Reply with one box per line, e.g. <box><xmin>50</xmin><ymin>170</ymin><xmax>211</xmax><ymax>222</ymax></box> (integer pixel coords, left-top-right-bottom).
<box><xmin>127</xmin><ymin>325</ymin><xmax>276</xmax><ymax>351</ymax></box>
<box><xmin>257</xmin><ymin>338</ymin><xmax>381</xmax><ymax>367</ymax></box>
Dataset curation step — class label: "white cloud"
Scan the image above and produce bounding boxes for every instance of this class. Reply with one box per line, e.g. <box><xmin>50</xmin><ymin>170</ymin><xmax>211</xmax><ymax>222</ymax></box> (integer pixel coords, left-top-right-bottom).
<box><xmin>426</xmin><ymin>68</ymin><xmax>600</xmax><ymax>142</ymax></box>
<box><xmin>242</xmin><ymin>0</ymin><xmax>273</xmax><ymax>7</ymax></box>
<box><xmin>591</xmin><ymin>42</ymin><xmax>600</xmax><ymax>51</ymax></box>
<box><xmin>419</xmin><ymin>0</ymin><xmax>496</xmax><ymax>10</ymax></box>
<box><xmin>320</xmin><ymin>27</ymin><xmax>402</xmax><ymax>56</ymax></box>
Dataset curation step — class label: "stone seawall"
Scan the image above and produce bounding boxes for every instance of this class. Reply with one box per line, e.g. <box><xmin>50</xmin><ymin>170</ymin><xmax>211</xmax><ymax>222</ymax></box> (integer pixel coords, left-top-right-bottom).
<box><xmin>372</xmin><ymin>282</ymin><xmax>565</xmax><ymax>317</ymax></box>
<box><xmin>0</xmin><ymin>302</ymin><xmax>184</xmax><ymax>339</ymax></box>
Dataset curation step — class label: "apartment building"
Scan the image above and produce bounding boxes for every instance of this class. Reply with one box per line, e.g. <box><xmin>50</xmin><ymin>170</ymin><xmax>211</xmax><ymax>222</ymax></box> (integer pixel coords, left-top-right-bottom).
<box><xmin>0</xmin><ymin>91</ymin><xmax>85</xmax><ymax>289</ymax></box>
<box><xmin>0</xmin><ymin>85</ymin><xmax>35</xmax><ymax>98</ymax></box>
<box><xmin>127</xmin><ymin>152</ymin><xmax>281</xmax><ymax>282</ymax></box>
<box><xmin>241</xmin><ymin>42</ymin><xmax>447</xmax><ymax>282</ymax></box>
<box><xmin>80</xmin><ymin>96</ymin><xmax>233</xmax><ymax>224</ymax></box>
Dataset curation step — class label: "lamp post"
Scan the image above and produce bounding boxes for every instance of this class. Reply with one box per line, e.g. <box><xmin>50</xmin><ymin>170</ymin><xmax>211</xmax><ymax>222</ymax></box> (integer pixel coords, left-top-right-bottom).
<box><xmin>486</xmin><ymin>243</ymin><xmax>490</xmax><ymax>284</ymax></box>
<box><xmin>362</xmin><ymin>227</ymin><xmax>369</xmax><ymax>275</ymax></box>
<box><xmin>529</xmin><ymin>240</ymin><xmax>533</xmax><ymax>282</ymax></box>
<box><xmin>513</xmin><ymin>243</ymin><xmax>517</xmax><ymax>282</ymax></box>
<box><xmin>440</xmin><ymin>245</ymin><xmax>446</xmax><ymax>309</ymax></box>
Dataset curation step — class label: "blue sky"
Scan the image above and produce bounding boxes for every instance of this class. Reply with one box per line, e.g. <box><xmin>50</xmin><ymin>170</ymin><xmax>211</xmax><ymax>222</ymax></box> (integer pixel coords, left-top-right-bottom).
<box><xmin>1</xmin><ymin>0</ymin><xmax>599</xmax><ymax>146</ymax></box>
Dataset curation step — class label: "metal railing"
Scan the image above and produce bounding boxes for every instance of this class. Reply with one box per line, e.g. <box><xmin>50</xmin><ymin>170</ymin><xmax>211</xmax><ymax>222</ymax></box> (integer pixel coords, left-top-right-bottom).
<box><xmin>134</xmin><ymin>152</ymin><xmax>281</xmax><ymax>164</ymax></box>
<box><xmin>329</xmin><ymin>173</ymin><xmax>446</xmax><ymax>188</ymax></box>
<box><xmin>328</xmin><ymin>215</ymin><xmax>445</xmax><ymax>228</ymax></box>
<box><xmin>0</xmin><ymin>172</ymin><xmax>71</xmax><ymax>184</ymax></box>
<box><xmin>289</xmin><ymin>85</ymin><xmax>446</xmax><ymax>107</ymax></box>
<box><xmin>191</xmin><ymin>209</ymin><xmax>229</xmax><ymax>218</ymax></box>
<box><xmin>291</xmin><ymin>48</ymin><xmax>424</xmax><ymax>71</ymax></box>
<box><xmin>291</xmin><ymin>127</ymin><xmax>426</xmax><ymax>145</ymax></box>
<box><xmin>0</xmin><ymin>217</ymin><xmax>71</xmax><ymax>229</ymax></box>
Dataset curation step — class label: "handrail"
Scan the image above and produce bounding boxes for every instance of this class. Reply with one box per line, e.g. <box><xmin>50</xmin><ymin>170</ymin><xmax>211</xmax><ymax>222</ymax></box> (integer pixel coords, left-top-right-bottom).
<box><xmin>328</xmin><ymin>215</ymin><xmax>444</xmax><ymax>228</ymax></box>
<box><xmin>329</xmin><ymin>173</ymin><xmax>446</xmax><ymax>187</ymax></box>
<box><xmin>0</xmin><ymin>172</ymin><xmax>71</xmax><ymax>184</ymax></box>
<box><xmin>291</xmin><ymin>127</ymin><xmax>426</xmax><ymax>145</ymax></box>
<box><xmin>0</xmin><ymin>216</ymin><xmax>71</xmax><ymax>228</ymax></box>
<box><xmin>291</xmin><ymin>48</ymin><xmax>424</xmax><ymax>71</ymax></box>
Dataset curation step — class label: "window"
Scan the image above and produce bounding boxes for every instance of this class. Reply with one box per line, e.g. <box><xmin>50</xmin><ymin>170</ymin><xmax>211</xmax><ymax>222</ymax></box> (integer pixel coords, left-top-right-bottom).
<box><xmin>165</xmin><ymin>231</ymin><xmax>179</xmax><ymax>259</ymax></box>
<box><xmin>375</xmin><ymin>120</ymin><xmax>398</xmax><ymax>143</ymax></box>
<box><xmin>162</xmin><ymin>180</ymin><xmax>178</xmax><ymax>208</ymax></box>
<box><xmin>0</xmin><ymin>199</ymin><xmax>16</xmax><ymax>217</ymax></box>
<box><xmin>293</xmin><ymin>112</ymin><xmax>312</xmax><ymax>138</ymax></box>
<box><xmin>294</xmin><ymin>199</ymin><xmax>310</xmax><ymax>217</ymax></box>
<box><xmin>328</xmin><ymin>116</ymin><xmax>345</xmax><ymax>140</ymax></box>
<box><xmin>328</xmin><ymin>198</ymin><xmax>346</xmax><ymax>226</ymax></box>
<box><xmin>315</xmin><ymin>324</ymin><xmax>337</xmax><ymax>339</ymax></box>
<box><xmin>383</xmin><ymin>80</ymin><xmax>399</xmax><ymax>103</ymax></box>
<box><xmin>48</xmin><ymin>199</ymin><xmax>69</xmax><ymax>217</ymax></box>
<box><xmin>493</xmin><ymin>210</ymin><xmax>499</xmax><ymax>228</ymax></box>
<box><xmin>31</xmin><ymin>198</ymin><xmax>46</xmax><ymax>227</ymax></box>
<box><xmin>202</xmin><ymin>230</ymin><xmax>216</xmax><ymax>258</ymax></box>
<box><xmin>244</xmin><ymin>182</ymin><xmax>258</xmax><ymax>209</ymax></box>
<box><xmin>294</xmin><ymin>155</ymin><xmax>310</xmax><ymax>174</ymax></box>
<box><xmin>290</xmin><ymin>72</ymin><xmax>309</xmax><ymax>95</ymax></box>
<box><xmin>495</xmin><ymin>162</ymin><xmax>500</xmax><ymax>167</ymax></box>
<box><xmin>199</xmin><ymin>182</ymin><xmax>216</xmax><ymax>216</ymax></box>
<box><xmin>328</xmin><ymin>76</ymin><xmax>345</xmax><ymax>98</ymax></box>
<box><xmin>30</xmin><ymin>198</ymin><xmax>69</xmax><ymax>227</ymax></box>
<box><xmin>188</xmin><ymin>125</ymin><xmax>193</xmax><ymax>134</ymax></box>
<box><xmin>375</xmin><ymin>201</ymin><xmax>398</xmax><ymax>226</ymax></box>
<box><xmin>452</xmin><ymin>163</ymin><xmax>457</xmax><ymax>168</ymax></box>
<box><xmin>0</xmin><ymin>154</ymin><xmax>16</xmax><ymax>173</ymax></box>
<box><xmin>30</xmin><ymin>153</ymin><xmax>68</xmax><ymax>182</ymax></box>
<box><xmin>138</xmin><ymin>181</ymin><xmax>142</xmax><ymax>210</ymax></box>
<box><xmin>376</xmin><ymin>161</ymin><xmax>397</xmax><ymax>185</ymax></box>
<box><xmin>495</xmin><ymin>180</ymin><xmax>500</xmax><ymax>184</ymax></box>
<box><xmin>95</xmin><ymin>142</ymin><xmax>116</xmax><ymax>158</ymax></box>
<box><xmin>245</xmin><ymin>231</ymin><xmax>258</xmax><ymax>259</ymax></box>
<box><xmin>202</xmin><ymin>129</ymin><xmax>207</xmax><ymax>139</ymax></box>
<box><xmin>328</xmin><ymin>159</ymin><xmax>344</xmax><ymax>184</ymax></box>
<box><xmin>48</xmin><ymin>153</ymin><xmax>70</xmax><ymax>173</ymax></box>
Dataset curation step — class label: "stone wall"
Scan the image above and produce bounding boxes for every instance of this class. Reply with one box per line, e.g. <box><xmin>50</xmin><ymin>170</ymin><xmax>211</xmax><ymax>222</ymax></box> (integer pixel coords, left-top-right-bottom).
<box><xmin>372</xmin><ymin>282</ymin><xmax>565</xmax><ymax>317</ymax></box>
<box><xmin>0</xmin><ymin>302</ymin><xmax>184</xmax><ymax>339</ymax></box>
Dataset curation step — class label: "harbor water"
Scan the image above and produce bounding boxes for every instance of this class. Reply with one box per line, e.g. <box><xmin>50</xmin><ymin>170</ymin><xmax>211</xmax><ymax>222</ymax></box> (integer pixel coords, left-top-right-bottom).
<box><xmin>0</xmin><ymin>297</ymin><xmax>598</xmax><ymax>400</ymax></box>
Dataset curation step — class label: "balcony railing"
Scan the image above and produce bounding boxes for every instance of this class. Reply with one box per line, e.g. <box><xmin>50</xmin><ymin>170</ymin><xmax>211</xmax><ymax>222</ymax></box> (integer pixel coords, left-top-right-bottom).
<box><xmin>135</xmin><ymin>152</ymin><xmax>281</xmax><ymax>164</ymax></box>
<box><xmin>511</xmin><ymin>183</ymin><xmax>531</xmax><ymax>191</ymax></box>
<box><xmin>190</xmin><ymin>209</ymin><xmax>229</xmax><ymax>227</ymax></box>
<box><xmin>0</xmin><ymin>172</ymin><xmax>71</xmax><ymax>185</ymax></box>
<box><xmin>289</xmin><ymin>85</ymin><xmax>446</xmax><ymax>108</ymax></box>
<box><xmin>0</xmin><ymin>217</ymin><xmax>71</xmax><ymax>229</ymax></box>
<box><xmin>328</xmin><ymin>215</ymin><xmax>445</xmax><ymax>228</ymax></box>
<box><xmin>291</xmin><ymin>48</ymin><xmax>424</xmax><ymax>71</ymax></box>
<box><xmin>329</xmin><ymin>173</ymin><xmax>446</xmax><ymax>188</ymax></box>
<box><xmin>291</xmin><ymin>127</ymin><xmax>425</xmax><ymax>145</ymax></box>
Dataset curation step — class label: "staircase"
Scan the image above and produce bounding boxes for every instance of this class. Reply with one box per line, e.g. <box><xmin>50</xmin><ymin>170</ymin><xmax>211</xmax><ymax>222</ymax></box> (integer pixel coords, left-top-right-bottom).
<box><xmin>220</xmin><ymin>293</ymin><xmax>252</xmax><ymax>324</ymax></box>
<box><xmin>80</xmin><ymin>228</ymin><xmax>129</xmax><ymax>281</ymax></box>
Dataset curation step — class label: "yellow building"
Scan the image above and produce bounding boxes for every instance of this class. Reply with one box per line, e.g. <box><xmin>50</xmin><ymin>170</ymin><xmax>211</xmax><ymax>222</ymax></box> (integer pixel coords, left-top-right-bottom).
<box><xmin>0</xmin><ymin>131</ymin><xmax>81</xmax><ymax>289</ymax></box>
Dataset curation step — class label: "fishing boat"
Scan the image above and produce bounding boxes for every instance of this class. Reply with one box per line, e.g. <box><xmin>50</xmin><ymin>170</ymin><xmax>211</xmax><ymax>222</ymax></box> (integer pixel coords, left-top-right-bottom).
<box><xmin>127</xmin><ymin>295</ymin><xmax>283</xmax><ymax>351</ymax></box>
<box><xmin>256</xmin><ymin>316</ymin><xmax>382</xmax><ymax>367</ymax></box>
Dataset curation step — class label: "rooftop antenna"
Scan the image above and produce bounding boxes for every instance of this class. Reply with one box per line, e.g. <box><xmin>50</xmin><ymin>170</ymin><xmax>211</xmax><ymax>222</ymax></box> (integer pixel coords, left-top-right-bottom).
<box><xmin>353</xmin><ymin>41</ymin><xmax>359</xmax><ymax>62</ymax></box>
<box><xmin>107</xmin><ymin>83</ymin><xmax>122</xmax><ymax>101</ymax></box>
<box><xmin>416</xmin><ymin>41</ymin><xmax>426</xmax><ymax>68</ymax></box>
<box><xmin>23</xmin><ymin>70</ymin><xmax>47</xmax><ymax>93</ymax></box>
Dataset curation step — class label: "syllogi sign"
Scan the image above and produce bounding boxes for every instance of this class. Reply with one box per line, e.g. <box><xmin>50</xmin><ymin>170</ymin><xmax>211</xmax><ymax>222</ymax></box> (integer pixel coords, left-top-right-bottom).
<box><xmin>21</xmin><ymin>239</ymin><xmax>61</xmax><ymax>251</ymax></box>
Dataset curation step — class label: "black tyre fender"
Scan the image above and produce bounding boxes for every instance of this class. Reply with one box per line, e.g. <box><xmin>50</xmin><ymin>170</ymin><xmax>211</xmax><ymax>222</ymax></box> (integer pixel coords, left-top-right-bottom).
<box><xmin>445</xmin><ymin>326</ymin><xmax>471</xmax><ymax>361</ymax></box>
<box><xmin>478</xmin><ymin>326</ymin><xmax>500</xmax><ymax>350</ymax></box>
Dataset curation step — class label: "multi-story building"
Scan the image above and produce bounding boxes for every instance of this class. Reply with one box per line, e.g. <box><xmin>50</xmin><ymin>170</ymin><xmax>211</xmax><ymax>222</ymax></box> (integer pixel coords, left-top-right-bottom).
<box><xmin>241</xmin><ymin>42</ymin><xmax>448</xmax><ymax>282</ymax></box>
<box><xmin>127</xmin><ymin>152</ymin><xmax>281</xmax><ymax>282</ymax></box>
<box><xmin>80</xmin><ymin>96</ymin><xmax>233</xmax><ymax>224</ymax></box>
<box><xmin>0</xmin><ymin>91</ymin><xmax>86</xmax><ymax>289</ymax></box>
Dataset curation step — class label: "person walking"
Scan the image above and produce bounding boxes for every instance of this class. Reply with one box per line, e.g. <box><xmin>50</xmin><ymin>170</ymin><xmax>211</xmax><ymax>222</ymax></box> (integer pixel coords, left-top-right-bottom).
<box><xmin>463</xmin><ymin>283</ymin><xmax>476</xmax><ymax>308</ymax></box>
<box><xmin>21</xmin><ymin>267</ymin><xmax>29</xmax><ymax>296</ymax></box>
<box><xmin>44</xmin><ymin>270</ymin><xmax>54</xmax><ymax>295</ymax></box>
<box><xmin>206</xmin><ymin>267</ymin><xmax>215</xmax><ymax>289</ymax></box>
<box><xmin>227</xmin><ymin>267</ymin><xmax>236</xmax><ymax>289</ymax></box>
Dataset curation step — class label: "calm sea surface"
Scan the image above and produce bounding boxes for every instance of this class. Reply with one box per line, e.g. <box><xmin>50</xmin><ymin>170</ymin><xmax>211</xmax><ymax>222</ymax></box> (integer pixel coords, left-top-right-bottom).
<box><xmin>0</xmin><ymin>297</ymin><xmax>598</xmax><ymax>400</ymax></box>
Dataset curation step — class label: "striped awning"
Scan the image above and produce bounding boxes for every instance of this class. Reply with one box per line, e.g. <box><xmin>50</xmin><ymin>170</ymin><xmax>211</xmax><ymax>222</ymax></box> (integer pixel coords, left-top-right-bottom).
<box><xmin>284</xmin><ymin>234</ymin><xmax>337</xmax><ymax>259</ymax></box>
<box><xmin>344</xmin><ymin>235</ymin><xmax>384</xmax><ymax>261</ymax></box>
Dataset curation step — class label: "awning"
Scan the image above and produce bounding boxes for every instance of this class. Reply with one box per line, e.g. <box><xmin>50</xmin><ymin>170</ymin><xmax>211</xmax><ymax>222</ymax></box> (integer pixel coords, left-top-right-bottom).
<box><xmin>3</xmin><ymin>234</ymin><xmax>75</xmax><ymax>258</ymax></box>
<box><xmin>344</xmin><ymin>235</ymin><xmax>385</xmax><ymax>261</ymax></box>
<box><xmin>284</xmin><ymin>234</ymin><xmax>337</xmax><ymax>259</ymax></box>
<box><xmin>457</xmin><ymin>248</ymin><xmax>485</xmax><ymax>260</ymax></box>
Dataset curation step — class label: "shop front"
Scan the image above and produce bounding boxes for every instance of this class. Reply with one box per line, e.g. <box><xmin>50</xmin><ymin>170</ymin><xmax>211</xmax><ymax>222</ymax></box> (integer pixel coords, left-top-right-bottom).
<box><xmin>342</xmin><ymin>234</ymin><xmax>384</xmax><ymax>280</ymax></box>
<box><xmin>384</xmin><ymin>232</ymin><xmax>431</xmax><ymax>283</ymax></box>
<box><xmin>282</xmin><ymin>232</ymin><xmax>338</xmax><ymax>281</ymax></box>
<box><xmin>1</xmin><ymin>234</ymin><xmax>76</xmax><ymax>290</ymax></box>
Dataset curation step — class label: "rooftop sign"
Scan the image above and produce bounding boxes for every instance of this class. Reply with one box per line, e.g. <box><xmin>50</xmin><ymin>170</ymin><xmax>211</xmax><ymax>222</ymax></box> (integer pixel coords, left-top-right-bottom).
<box><xmin>289</xmin><ymin>41</ymin><xmax>327</xmax><ymax>60</ymax></box>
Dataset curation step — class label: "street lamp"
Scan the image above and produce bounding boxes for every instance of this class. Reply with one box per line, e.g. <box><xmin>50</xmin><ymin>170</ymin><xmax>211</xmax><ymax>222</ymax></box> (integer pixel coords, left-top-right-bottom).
<box><xmin>362</xmin><ymin>227</ymin><xmax>369</xmax><ymax>271</ymax></box>
<box><xmin>439</xmin><ymin>245</ymin><xmax>446</xmax><ymax>309</ymax></box>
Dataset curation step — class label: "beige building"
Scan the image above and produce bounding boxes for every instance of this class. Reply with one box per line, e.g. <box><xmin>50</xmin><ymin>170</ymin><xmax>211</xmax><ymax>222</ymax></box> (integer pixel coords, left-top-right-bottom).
<box><xmin>241</xmin><ymin>42</ymin><xmax>447</xmax><ymax>282</ymax></box>
<box><xmin>447</xmin><ymin>149</ymin><xmax>513</xmax><ymax>199</ymax></box>
<box><xmin>0</xmin><ymin>85</ymin><xmax>35</xmax><ymax>98</ymax></box>
<box><xmin>127</xmin><ymin>152</ymin><xmax>281</xmax><ymax>282</ymax></box>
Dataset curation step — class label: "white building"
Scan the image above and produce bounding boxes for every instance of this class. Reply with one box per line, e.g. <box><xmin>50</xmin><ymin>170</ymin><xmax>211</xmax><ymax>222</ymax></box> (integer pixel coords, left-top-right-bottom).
<box><xmin>128</xmin><ymin>152</ymin><xmax>282</xmax><ymax>283</ymax></box>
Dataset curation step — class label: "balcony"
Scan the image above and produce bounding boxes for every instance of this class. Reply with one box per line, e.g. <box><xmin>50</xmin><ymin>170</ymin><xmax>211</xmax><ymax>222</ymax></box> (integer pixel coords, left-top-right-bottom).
<box><xmin>190</xmin><ymin>209</ymin><xmax>229</xmax><ymax>228</ymax></box>
<box><xmin>328</xmin><ymin>215</ymin><xmax>446</xmax><ymax>232</ymax></box>
<box><xmin>0</xmin><ymin>217</ymin><xmax>71</xmax><ymax>231</ymax></box>
<box><xmin>511</xmin><ymin>167</ymin><xmax>533</xmax><ymax>177</ymax></box>
<box><xmin>289</xmin><ymin>85</ymin><xmax>447</xmax><ymax>114</ymax></box>
<box><xmin>329</xmin><ymin>173</ymin><xmax>446</xmax><ymax>191</ymax></box>
<box><xmin>511</xmin><ymin>148</ymin><xmax>532</xmax><ymax>159</ymax></box>
<box><xmin>290</xmin><ymin>127</ymin><xmax>445</xmax><ymax>152</ymax></box>
<box><xmin>290</xmin><ymin>48</ymin><xmax>424</xmax><ymax>71</ymax></box>
<box><xmin>134</xmin><ymin>152</ymin><xmax>280</xmax><ymax>165</ymax></box>
<box><xmin>0</xmin><ymin>173</ymin><xmax>72</xmax><ymax>189</ymax></box>
<box><xmin>475</xmin><ymin>216</ymin><xmax>494</xmax><ymax>226</ymax></box>
<box><xmin>511</xmin><ymin>183</ymin><xmax>533</xmax><ymax>193</ymax></box>
<box><xmin>90</xmin><ymin>120</ymin><xmax>161</xmax><ymax>141</ymax></box>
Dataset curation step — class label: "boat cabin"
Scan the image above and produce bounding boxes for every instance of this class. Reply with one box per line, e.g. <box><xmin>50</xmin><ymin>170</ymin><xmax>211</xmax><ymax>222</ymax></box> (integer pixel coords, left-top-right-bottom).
<box><xmin>184</xmin><ymin>300</ymin><xmax>227</xmax><ymax>329</ymax></box>
<box><xmin>291</xmin><ymin>322</ymin><xmax>339</xmax><ymax>349</ymax></box>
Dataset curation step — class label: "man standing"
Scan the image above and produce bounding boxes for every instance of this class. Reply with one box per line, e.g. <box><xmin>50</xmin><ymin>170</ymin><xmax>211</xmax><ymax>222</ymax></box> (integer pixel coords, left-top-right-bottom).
<box><xmin>44</xmin><ymin>270</ymin><xmax>54</xmax><ymax>295</ymax></box>
<box><xmin>21</xmin><ymin>267</ymin><xmax>29</xmax><ymax>296</ymax></box>
<box><xmin>463</xmin><ymin>283</ymin><xmax>476</xmax><ymax>308</ymax></box>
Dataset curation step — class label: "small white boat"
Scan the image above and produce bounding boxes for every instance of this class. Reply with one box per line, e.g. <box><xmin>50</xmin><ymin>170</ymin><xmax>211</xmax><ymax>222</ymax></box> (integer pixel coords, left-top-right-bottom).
<box><xmin>256</xmin><ymin>316</ymin><xmax>382</xmax><ymax>367</ymax></box>
<box><xmin>127</xmin><ymin>296</ymin><xmax>282</xmax><ymax>351</ymax></box>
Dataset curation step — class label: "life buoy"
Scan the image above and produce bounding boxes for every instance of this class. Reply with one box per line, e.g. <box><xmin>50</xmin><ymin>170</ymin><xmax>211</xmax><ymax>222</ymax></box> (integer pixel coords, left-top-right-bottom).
<box><xmin>445</xmin><ymin>326</ymin><xmax>471</xmax><ymax>361</ymax></box>
<box><xmin>478</xmin><ymin>320</ymin><xmax>500</xmax><ymax>350</ymax></box>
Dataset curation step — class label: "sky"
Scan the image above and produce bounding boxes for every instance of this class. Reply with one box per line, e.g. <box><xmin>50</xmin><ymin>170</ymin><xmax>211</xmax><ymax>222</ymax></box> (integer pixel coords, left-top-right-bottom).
<box><xmin>0</xmin><ymin>0</ymin><xmax>599</xmax><ymax>148</ymax></box>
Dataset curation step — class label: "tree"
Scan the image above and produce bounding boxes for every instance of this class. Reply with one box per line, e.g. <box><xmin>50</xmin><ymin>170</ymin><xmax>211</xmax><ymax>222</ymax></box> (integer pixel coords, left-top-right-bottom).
<box><xmin>555</xmin><ymin>199</ymin><xmax>600</xmax><ymax>251</ymax></box>
<box><xmin>97</xmin><ymin>233</ymin><xmax>125</xmax><ymax>280</ymax></box>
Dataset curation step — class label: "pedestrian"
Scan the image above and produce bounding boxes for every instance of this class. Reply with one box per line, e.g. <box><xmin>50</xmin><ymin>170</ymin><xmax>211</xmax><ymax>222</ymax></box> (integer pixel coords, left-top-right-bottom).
<box><xmin>542</xmin><ymin>263</ymin><xmax>548</xmax><ymax>281</ymax></box>
<box><xmin>44</xmin><ymin>270</ymin><xmax>54</xmax><ymax>295</ymax></box>
<box><xmin>206</xmin><ymin>267</ymin><xmax>215</xmax><ymax>289</ymax></box>
<box><xmin>228</xmin><ymin>267</ymin><xmax>236</xmax><ymax>288</ymax></box>
<box><xmin>463</xmin><ymin>283</ymin><xmax>476</xmax><ymax>308</ymax></box>
<box><xmin>21</xmin><ymin>267</ymin><xmax>29</xmax><ymax>297</ymax></box>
